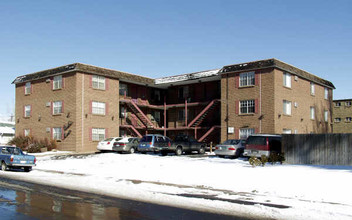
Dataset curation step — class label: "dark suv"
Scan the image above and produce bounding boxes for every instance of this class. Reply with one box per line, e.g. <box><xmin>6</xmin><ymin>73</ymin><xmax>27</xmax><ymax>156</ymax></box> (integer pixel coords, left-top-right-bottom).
<box><xmin>138</xmin><ymin>134</ymin><xmax>171</xmax><ymax>153</ymax></box>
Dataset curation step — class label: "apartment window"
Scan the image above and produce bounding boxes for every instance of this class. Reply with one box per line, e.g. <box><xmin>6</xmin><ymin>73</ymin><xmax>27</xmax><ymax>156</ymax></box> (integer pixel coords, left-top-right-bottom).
<box><xmin>334</xmin><ymin>118</ymin><xmax>341</xmax><ymax>123</ymax></box>
<box><xmin>324</xmin><ymin>88</ymin><xmax>329</xmax><ymax>100</ymax></box>
<box><xmin>24</xmin><ymin>105</ymin><xmax>31</xmax><ymax>117</ymax></box>
<box><xmin>310</xmin><ymin>107</ymin><xmax>315</xmax><ymax>120</ymax></box>
<box><xmin>24</xmin><ymin>129</ymin><xmax>30</xmax><ymax>137</ymax></box>
<box><xmin>178</xmin><ymin>86</ymin><xmax>189</xmax><ymax>99</ymax></box>
<box><xmin>53</xmin><ymin>75</ymin><xmax>63</xmax><ymax>90</ymax></box>
<box><xmin>283</xmin><ymin>100</ymin><xmax>292</xmax><ymax>115</ymax></box>
<box><xmin>240</xmin><ymin>72</ymin><xmax>255</xmax><ymax>87</ymax></box>
<box><xmin>283</xmin><ymin>73</ymin><xmax>291</xmax><ymax>88</ymax></box>
<box><xmin>324</xmin><ymin>110</ymin><xmax>328</xmax><ymax>122</ymax></box>
<box><xmin>346</xmin><ymin>101</ymin><xmax>351</xmax><ymax>107</ymax></box>
<box><xmin>92</xmin><ymin>128</ymin><xmax>105</xmax><ymax>141</ymax></box>
<box><xmin>310</xmin><ymin>82</ymin><xmax>315</xmax><ymax>95</ymax></box>
<box><xmin>335</xmin><ymin>102</ymin><xmax>341</xmax><ymax>107</ymax></box>
<box><xmin>52</xmin><ymin>101</ymin><xmax>63</xmax><ymax>115</ymax></box>
<box><xmin>282</xmin><ymin>129</ymin><xmax>292</xmax><ymax>134</ymax></box>
<box><xmin>25</xmin><ymin>82</ymin><xmax>31</xmax><ymax>95</ymax></box>
<box><xmin>239</xmin><ymin>128</ymin><xmax>255</xmax><ymax>139</ymax></box>
<box><xmin>92</xmin><ymin>101</ymin><xmax>106</xmax><ymax>115</ymax></box>
<box><xmin>52</xmin><ymin>127</ymin><xmax>62</xmax><ymax>140</ymax></box>
<box><xmin>240</xmin><ymin>100</ymin><xmax>255</xmax><ymax>114</ymax></box>
<box><xmin>119</xmin><ymin>83</ymin><xmax>128</xmax><ymax>96</ymax></box>
<box><xmin>92</xmin><ymin>75</ymin><xmax>105</xmax><ymax>90</ymax></box>
<box><xmin>346</xmin><ymin>117</ymin><xmax>352</xmax><ymax>122</ymax></box>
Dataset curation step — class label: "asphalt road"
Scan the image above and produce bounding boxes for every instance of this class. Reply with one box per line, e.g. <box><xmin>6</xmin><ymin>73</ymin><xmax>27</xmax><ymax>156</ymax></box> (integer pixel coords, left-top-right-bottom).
<box><xmin>0</xmin><ymin>177</ymin><xmax>257</xmax><ymax>220</ymax></box>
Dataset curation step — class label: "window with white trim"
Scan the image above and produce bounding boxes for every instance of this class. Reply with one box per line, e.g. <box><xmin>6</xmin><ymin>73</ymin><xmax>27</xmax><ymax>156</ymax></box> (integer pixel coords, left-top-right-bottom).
<box><xmin>324</xmin><ymin>110</ymin><xmax>328</xmax><ymax>122</ymax></box>
<box><xmin>335</xmin><ymin>102</ymin><xmax>341</xmax><ymax>107</ymax></box>
<box><xmin>92</xmin><ymin>75</ymin><xmax>105</xmax><ymax>90</ymax></box>
<box><xmin>239</xmin><ymin>128</ymin><xmax>254</xmax><ymax>139</ymax></box>
<box><xmin>324</xmin><ymin>88</ymin><xmax>329</xmax><ymax>100</ymax></box>
<box><xmin>240</xmin><ymin>100</ymin><xmax>255</xmax><ymax>114</ymax></box>
<box><xmin>346</xmin><ymin>101</ymin><xmax>351</xmax><ymax>107</ymax></box>
<box><xmin>239</xmin><ymin>72</ymin><xmax>255</xmax><ymax>87</ymax></box>
<box><xmin>53</xmin><ymin>75</ymin><xmax>63</xmax><ymax>90</ymax></box>
<box><xmin>334</xmin><ymin>118</ymin><xmax>341</xmax><ymax>123</ymax></box>
<box><xmin>310</xmin><ymin>107</ymin><xmax>315</xmax><ymax>120</ymax></box>
<box><xmin>53</xmin><ymin>127</ymin><xmax>62</xmax><ymax>140</ymax></box>
<box><xmin>92</xmin><ymin>128</ymin><xmax>105</xmax><ymax>141</ymax></box>
<box><xmin>346</xmin><ymin>117</ymin><xmax>352</xmax><ymax>122</ymax></box>
<box><xmin>283</xmin><ymin>100</ymin><xmax>292</xmax><ymax>115</ymax></box>
<box><xmin>25</xmin><ymin>82</ymin><xmax>31</xmax><ymax>95</ymax></box>
<box><xmin>52</xmin><ymin>101</ymin><xmax>63</xmax><ymax>115</ymax></box>
<box><xmin>24</xmin><ymin>129</ymin><xmax>30</xmax><ymax>137</ymax></box>
<box><xmin>283</xmin><ymin>73</ymin><xmax>291</xmax><ymax>88</ymax></box>
<box><xmin>24</xmin><ymin>105</ymin><xmax>31</xmax><ymax>117</ymax></box>
<box><xmin>92</xmin><ymin>101</ymin><xmax>106</xmax><ymax>115</ymax></box>
<box><xmin>310</xmin><ymin>82</ymin><xmax>315</xmax><ymax>95</ymax></box>
<box><xmin>282</xmin><ymin>129</ymin><xmax>292</xmax><ymax>134</ymax></box>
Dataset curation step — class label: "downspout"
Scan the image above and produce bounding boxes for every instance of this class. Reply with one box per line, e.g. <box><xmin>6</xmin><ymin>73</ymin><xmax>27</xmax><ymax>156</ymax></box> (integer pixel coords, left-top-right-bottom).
<box><xmin>164</xmin><ymin>96</ymin><xmax>166</xmax><ymax>136</ymax></box>
<box><xmin>81</xmin><ymin>74</ymin><xmax>84</xmax><ymax>152</ymax></box>
<box><xmin>259</xmin><ymin>71</ymin><xmax>262</xmax><ymax>133</ymax></box>
<box><xmin>226</xmin><ymin>73</ymin><xmax>229</xmax><ymax>140</ymax></box>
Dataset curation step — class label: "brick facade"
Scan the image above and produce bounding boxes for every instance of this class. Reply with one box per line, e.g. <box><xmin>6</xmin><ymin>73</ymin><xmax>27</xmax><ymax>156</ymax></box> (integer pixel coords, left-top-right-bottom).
<box><xmin>13</xmin><ymin>59</ymin><xmax>334</xmax><ymax>152</ymax></box>
<box><xmin>332</xmin><ymin>99</ymin><xmax>352</xmax><ymax>133</ymax></box>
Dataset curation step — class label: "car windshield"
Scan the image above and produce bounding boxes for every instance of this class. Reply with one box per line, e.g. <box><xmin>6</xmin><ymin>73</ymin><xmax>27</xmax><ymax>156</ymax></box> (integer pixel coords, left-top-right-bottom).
<box><xmin>223</xmin><ymin>140</ymin><xmax>240</xmax><ymax>145</ymax></box>
<box><xmin>246</xmin><ymin>136</ymin><xmax>266</xmax><ymax>145</ymax></box>
<box><xmin>7</xmin><ymin>147</ymin><xmax>24</xmax><ymax>155</ymax></box>
<box><xmin>140</xmin><ymin>136</ymin><xmax>153</xmax><ymax>142</ymax></box>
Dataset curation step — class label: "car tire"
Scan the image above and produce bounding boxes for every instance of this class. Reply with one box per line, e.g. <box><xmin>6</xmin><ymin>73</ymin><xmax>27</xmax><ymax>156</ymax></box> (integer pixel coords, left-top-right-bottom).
<box><xmin>175</xmin><ymin>147</ymin><xmax>182</xmax><ymax>156</ymax></box>
<box><xmin>161</xmin><ymin>151</ymin><xmax>168</xmax><ymax>156</ymax></box>
<box><xmin>129</xmin><ymin>147</ymin><xmax>135</xmax><ymax>154</ymax></box>
<box><xmin>198</xmin><ymin>146</ymin><xmax>205</xmax><ymax>154</ymax></box>
<box><xmin>24</xmin><ymin>167</ymin><xmax>31</xmax><ymax>172</ymax></box>
<box><xmin>1</xmin><ymin>162</ymin><xmax>8</xmax><ymax>171</ymax></box>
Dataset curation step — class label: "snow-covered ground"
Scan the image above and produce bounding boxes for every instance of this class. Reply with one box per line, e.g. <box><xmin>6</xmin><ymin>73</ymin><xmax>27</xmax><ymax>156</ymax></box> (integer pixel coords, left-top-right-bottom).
<box><xmin>2</xmin><ymin>152</ymin><xmax>352</xmax><ymax>219</ymax></box>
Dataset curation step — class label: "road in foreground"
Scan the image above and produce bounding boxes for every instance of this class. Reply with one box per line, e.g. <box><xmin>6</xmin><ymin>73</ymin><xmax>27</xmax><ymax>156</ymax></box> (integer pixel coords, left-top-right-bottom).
<box><xmin>0</xmin><ymin>177</ymin><xmax>251</xmax><ymax>220</ymax></box>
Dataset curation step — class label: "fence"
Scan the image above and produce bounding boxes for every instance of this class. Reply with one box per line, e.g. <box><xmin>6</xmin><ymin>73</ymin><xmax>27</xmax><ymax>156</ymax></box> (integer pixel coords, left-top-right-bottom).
<box><xmin>282</xmin><ymin>134</ymin><xmax>352</xmax><ymax>166</ymax></box>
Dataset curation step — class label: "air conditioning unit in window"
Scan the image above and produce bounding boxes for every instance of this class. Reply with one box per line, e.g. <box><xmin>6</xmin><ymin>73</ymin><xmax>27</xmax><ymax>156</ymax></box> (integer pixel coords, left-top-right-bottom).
<box><xmin>294</xmin><ymin>102</ymin><xmax>298</xmax><ymax>108</ymax></box>
<box><xmin>46</xmin><ymin>78</ymin><xmax>51</xmax><ymax>83</ymax></box>
<box><xmin>294</xmin><ymin>76</ymin><xmax>298</xmax><ymax>81</ymax></box>
<box><xmin>46</xmin><ymin>102</ymin><xmax>51</xmax><ymax>107</ymax></box>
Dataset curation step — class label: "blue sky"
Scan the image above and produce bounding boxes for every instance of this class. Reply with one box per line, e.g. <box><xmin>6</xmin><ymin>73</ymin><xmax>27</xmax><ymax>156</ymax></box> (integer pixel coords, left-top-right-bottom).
<box><xmin>0</xmin><ymin>0</ymin><xmax>351</xmax><ymax>117</ymax></box>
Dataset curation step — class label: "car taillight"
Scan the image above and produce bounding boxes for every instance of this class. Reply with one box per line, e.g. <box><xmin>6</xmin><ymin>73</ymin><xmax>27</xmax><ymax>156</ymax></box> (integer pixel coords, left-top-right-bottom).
<box><xmin>34</xmin><ymin>158</ymin><xmax>36</xmax><ymax>164</ymax></box>
<box><xmin>228</xmin><ymin>147</ymin><xmax>236</xmax><ymax>150</ymax></box>
<box><xmin>168</xmin><ymin>142</ymin><xmax>171</xmax><ymax>147</ymax></box>
<box><xmin>107</xmin><ymin>142</ymin><xmax>110</xmax><ymax>145</ymax></box>
<box><xmin>215</xmin><ymin>147</ymin><xmax>219</xmax><ymax>150</ymax></box>
<box><xmin>10</xmin><ymin>156</ymin><xmax>13</xmax><ymax>162</ymax></box>
<box><xmin>119</xmin><ymin>143</ymin><xmax>126</xmax><ymax>146</ymax></box>
<box><xmin>149</xmin><ymin>142</ymin><xmax>152</xmax><ymax>145</ymax></box>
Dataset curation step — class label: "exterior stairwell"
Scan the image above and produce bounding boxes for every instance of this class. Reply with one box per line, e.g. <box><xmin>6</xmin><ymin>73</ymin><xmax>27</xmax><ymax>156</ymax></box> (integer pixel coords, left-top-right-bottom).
<box><xmin>126</xmin><ymin>100</ymin><xmax>154</xmax><ymax>129</ymax></box>
<box><xmin>188</xmin><ymin>100</ymin><xmax>220</xmax><ymax>128</ymax></box>
<box><xmin>198</xmin><ymin>126</ymin><xmax>220</xmax><ymax>142</ymax></box>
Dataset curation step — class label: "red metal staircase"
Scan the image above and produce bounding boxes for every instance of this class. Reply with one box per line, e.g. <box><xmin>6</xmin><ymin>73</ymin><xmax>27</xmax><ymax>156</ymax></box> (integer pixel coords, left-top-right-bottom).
<box><xmin>188</xmin><ymin>99</ymin><xmax>220</xmax><ymax>128</ymax></box>
<box><xmin>126</xmin><ymin>100</ymin><xmax>154</xmax><ymax>128</ymax></box>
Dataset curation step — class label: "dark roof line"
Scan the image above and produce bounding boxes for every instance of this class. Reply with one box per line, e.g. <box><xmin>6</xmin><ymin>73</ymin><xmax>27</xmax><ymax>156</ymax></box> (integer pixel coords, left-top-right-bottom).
<box><xmin>333</xmin><ymin>99</ymin><xmax>352</xmax><ymax>102</ymax></box>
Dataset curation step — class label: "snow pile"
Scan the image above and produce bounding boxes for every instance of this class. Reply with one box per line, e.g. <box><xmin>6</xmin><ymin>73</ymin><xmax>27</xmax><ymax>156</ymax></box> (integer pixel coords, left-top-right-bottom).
<box><xmin>3</xmin><ymin>153</ymin><xmax>352</xmax><ymax>219</ymax></box>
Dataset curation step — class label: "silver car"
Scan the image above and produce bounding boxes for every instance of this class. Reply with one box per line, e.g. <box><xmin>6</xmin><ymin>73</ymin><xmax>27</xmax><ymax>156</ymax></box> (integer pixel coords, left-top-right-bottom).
<box><xmin>214</xmin><ymin>139</ymin><xmax>246</xmax><ymax>158</ymax></box>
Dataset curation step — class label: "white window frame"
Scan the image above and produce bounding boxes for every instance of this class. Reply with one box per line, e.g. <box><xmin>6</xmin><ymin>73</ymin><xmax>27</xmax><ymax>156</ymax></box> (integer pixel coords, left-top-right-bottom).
<box><xmin>346</xmin><ymin>101</ymin><xmax>351</xmax><ymax>107</ymax></box>
<box><xmin>282</xmin><ymin>129</ymin><xmax>292</xmax><ymax>134</ymax></box>
<box><xmin>335</xmin><ymin>102</ymin><xmax>341</xmax><ymax>107</ymax></box>
<box><xmin>92</xmin><ymin>128</ymin><xmax>105</xmax><ymax>141</ymax></box>
<box><xmin>310</xmin><ymin>107</ymin><xmax>315</xmax><ymax>120</ymax></box>
<box><xmin>334</xmin><ymin>118</ymin><xmax>341</xmax><ymax>123</ymax></box>
<box><xmin>240</xmin><ymin>72</ymin><xmax>255</xmax><ymax>87</ymax></box>
<box><xmin>24</xmin><ymin>105</ymin><xmax>31</xmax><ymax>117</ymax></box>
<box><xmin>346</xmin><ymin>117</ymin><xmax>352</xmax><ymax>122</ymax></box>
<box><xmin>283</xmin><ymin>100</ymin><xmax>292</xmax><ymax>115</ymax></box>
<box><xmin>92</xmin><ymin>75</ymin><xmax>105</xmax><ymax>90</ymax></box>
<box><xmin>25</xmin><ymin>82</ymin><xmax>31</xmax><ymax>95</ymax></box>
<box><xmin>310</xmin><ymin>82</ymin><xmax>315</xmax><ymax>95</ymax></box>
<box><xmin>24</xmin><ymin>129</ymin><xmax>30</xmax><ymax>137</ymax></box>
<box><xmin>92</xmin><ymin>101</ymin><xmax>106</xmax><ymax>115</ymax></box>
<box><xmin>53</xmin><ymin>127</ymin><xmax>62</xmax><ymax>140</ymax></box>
<box><xmin>53</xmin><ymin>101</ymin><xmax>63</xmax><ymax>115</ymax></box>
<box><xmin>324</xmin><ymin>110</ymin><xmax>328</xmax><ymax>122</ymax></box>
<box><xmin>283</xmin><ymin>73</ymin><xmax>291</xmax><ymax>88</ymax></box>
<box><xmin>324</xmin><ymin>88</ymin><xmax>329</xmax><ymax>100</ymax></box>
<box><xmin>240</xmin><ymin>100</ymin><xmax>255</xmax><ymax>114</ymax></box>
<box><xmin>53</xmin><ymin>75</ymin><xmax>63</xmax><ymax>90</ymax></box>
<box><xmin>239</xmin><ymin>128</ymin><xmax>255</xmax><ymax>139</ymax></box>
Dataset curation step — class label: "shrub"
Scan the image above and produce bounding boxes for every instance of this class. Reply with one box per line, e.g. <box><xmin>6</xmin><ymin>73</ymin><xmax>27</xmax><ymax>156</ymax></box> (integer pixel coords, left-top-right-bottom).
<box><xmin>8</xmin><ymin>136</ymin><xmax>57</xmax><ymax>153</ymax></box>
<box><xmin>249</xmin><ymin>157</ymin><xmax>262</xmax><ymax>167</ymax></box>
<box><xmin>260</xmin><ymin>155</ymin><xmax>268</xmax><ymax>166</ymax></box>
<box><xmin>269</xmin><ymin>152</ymin><xmax>286</xmax><ymax>164</ymax></box>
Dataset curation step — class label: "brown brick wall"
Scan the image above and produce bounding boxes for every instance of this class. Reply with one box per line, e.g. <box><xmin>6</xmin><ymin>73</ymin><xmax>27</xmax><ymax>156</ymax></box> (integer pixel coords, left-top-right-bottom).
<box><xmin>332</xmin><ymin>100</ymin><xmax>352</xmax><ymax>133</ymax></box>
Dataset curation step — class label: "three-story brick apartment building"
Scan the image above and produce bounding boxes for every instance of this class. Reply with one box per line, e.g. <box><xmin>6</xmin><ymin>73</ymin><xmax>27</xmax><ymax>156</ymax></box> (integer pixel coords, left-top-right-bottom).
<box><xmin>13</xmin><ymin>59</ymin><xmax>335</xmax><ymax>152</ymax></box>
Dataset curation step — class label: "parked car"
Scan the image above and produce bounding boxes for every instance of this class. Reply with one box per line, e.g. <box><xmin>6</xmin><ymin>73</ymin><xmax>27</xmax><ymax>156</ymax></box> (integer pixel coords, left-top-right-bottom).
<box><xmin>97</xmin><ymin>137</ymin><xmax>123</xmax><ymax>152</ymax></box>
<box><xmin>138</xmin><ymin>134</ymin><xmax>171</xmax><ymax>153</ymax></box>
<box><xmin>161</xmin><ymin>134</ymin><xmax>206</xmax><ymax>156</ymax></box>
<box><xmin>112</xmin><ymin>137</ymin><xmax>140</xmax><ymax>154</ymax></box>
<box><xmin>243</xmin><ymin>134</ymin><xmax>282</xmax><ymax>158</ymax></box>
<box><xmin>214</xmin><ymin>139</ymin><xmax>245</xmax><ymax>158</ymax></box>
<box><xmin>0</xmin><ymin>146</ymin><xmax>36</xmax><ymax>172</ymax></box>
